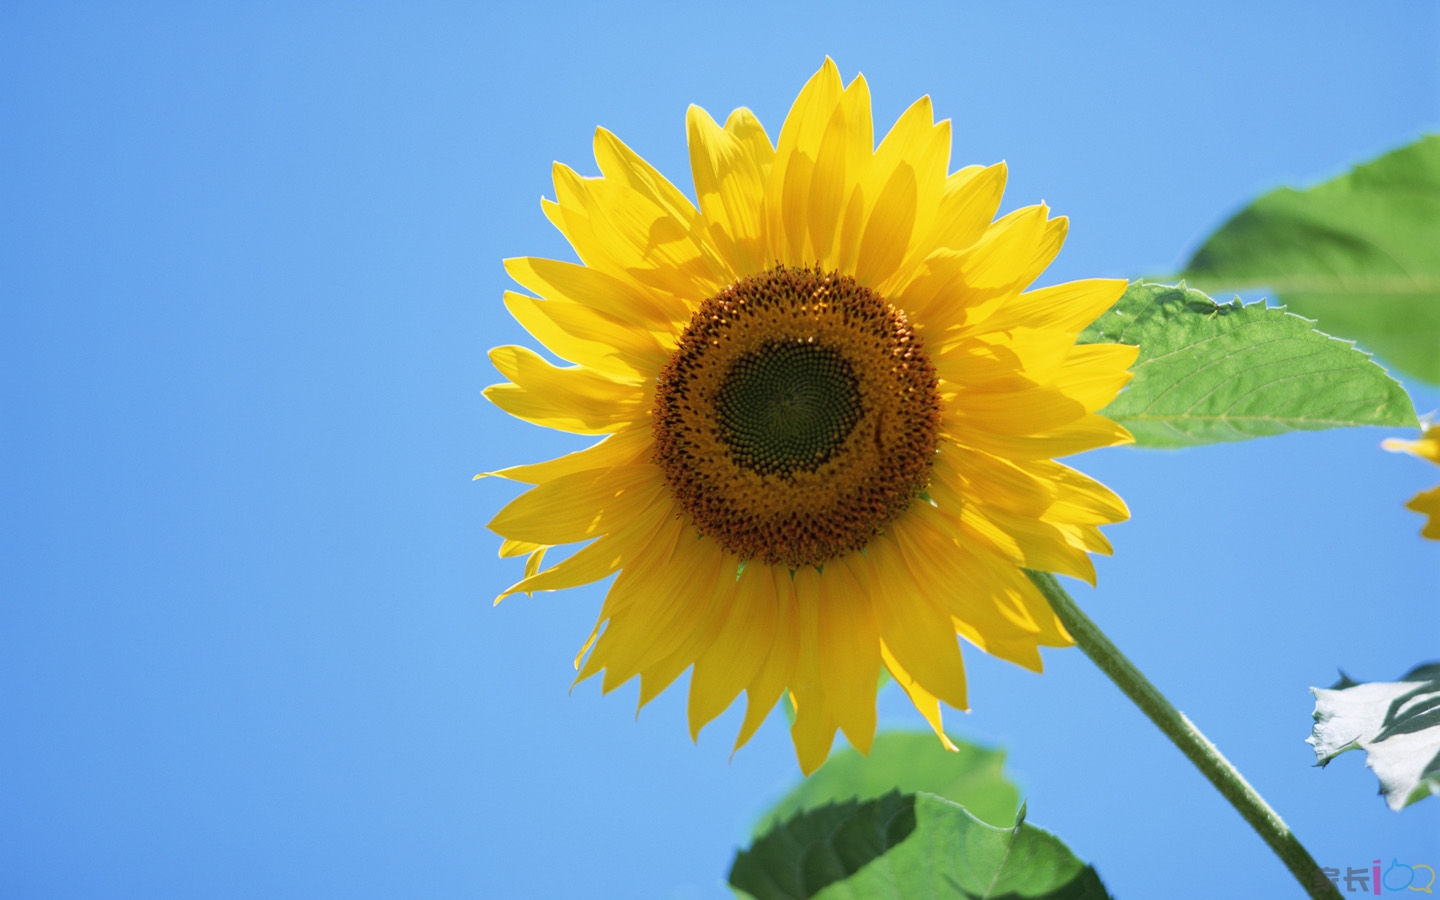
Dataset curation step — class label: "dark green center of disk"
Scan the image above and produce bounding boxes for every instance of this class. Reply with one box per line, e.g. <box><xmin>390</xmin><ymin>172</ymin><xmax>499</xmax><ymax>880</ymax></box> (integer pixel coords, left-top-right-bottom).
<box><xmin>715</xmin><ymin>340</ymin><xmax>862</xmax><ymax>477</ymax></box>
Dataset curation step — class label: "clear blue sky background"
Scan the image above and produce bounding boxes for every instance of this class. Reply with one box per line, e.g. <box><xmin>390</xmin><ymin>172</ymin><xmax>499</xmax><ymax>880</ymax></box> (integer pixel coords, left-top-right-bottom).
<box><xmin>3</xmin><ymin>3</ymin><xmax>1438</xmax><ymax>898</ymax></box>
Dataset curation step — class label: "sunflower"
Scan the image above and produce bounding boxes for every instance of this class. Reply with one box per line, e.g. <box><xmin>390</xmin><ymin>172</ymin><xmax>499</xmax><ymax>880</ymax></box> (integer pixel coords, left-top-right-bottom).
<box><xmin>483</xmin><ymin>59</ymin><xmax>1138</xmax><ymax>774</ymax></box>
<box><xmin>1383</xmin><ymin>424</ymin><xmax>1440</xmax><ymax>540</ymax></box>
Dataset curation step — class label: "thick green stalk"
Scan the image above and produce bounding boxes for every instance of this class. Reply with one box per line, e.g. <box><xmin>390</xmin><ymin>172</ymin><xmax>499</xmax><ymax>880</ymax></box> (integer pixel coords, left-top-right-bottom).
<box><xmin>1025</xmin><ymin>570</ymin><xmax>1339</xmax><ymax>899</ymax></box>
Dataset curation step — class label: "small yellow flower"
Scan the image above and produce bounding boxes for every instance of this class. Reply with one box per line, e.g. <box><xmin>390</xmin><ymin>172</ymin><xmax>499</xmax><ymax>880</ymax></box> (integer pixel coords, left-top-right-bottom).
<box><xmin>1383</xmin><ymin>424</ymin><xmax>1440</xmax><ymax>540</ymax></box>
<box><xmin>483</xmin><ymin>60</ymin><xmax>1138</xmax><ymax>773</ymax></box>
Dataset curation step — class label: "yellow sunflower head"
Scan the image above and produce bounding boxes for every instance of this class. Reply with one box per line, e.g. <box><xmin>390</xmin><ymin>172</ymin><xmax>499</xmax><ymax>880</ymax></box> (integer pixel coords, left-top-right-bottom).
<box><xmin>484</xmin><ymin>59</ymin><xmax>1138</xmax><ymax>774</ymax></box>
<box><xmin>1383</xmin><ymin>423</ymin><xmax>1440</xmax><ymax>540</ymax></box>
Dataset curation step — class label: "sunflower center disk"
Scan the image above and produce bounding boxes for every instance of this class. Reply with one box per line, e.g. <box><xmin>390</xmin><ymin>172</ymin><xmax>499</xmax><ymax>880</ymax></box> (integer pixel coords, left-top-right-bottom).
<box><xmin>716</xmin><ymin>342</ymin><xmax>862</xmax><ymax>477</ymax></box>
<box><xmin>652</xmin><ymin>266</ymin><xmax>941</xmax><ymax>568</ymax></box>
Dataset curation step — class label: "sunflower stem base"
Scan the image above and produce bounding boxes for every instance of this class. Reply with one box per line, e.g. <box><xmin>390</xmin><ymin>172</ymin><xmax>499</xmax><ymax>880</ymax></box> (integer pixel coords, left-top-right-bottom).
<box><xmin>1025</xmin><ymin>571</ymin><xmax>1340</xmax><ymax>899</ymax></box>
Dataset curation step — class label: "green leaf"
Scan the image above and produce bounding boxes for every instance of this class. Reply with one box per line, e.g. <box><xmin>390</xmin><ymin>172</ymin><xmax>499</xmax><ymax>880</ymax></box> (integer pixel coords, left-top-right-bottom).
<box><xmin>1182</xmin><ymin>134</ymin><xmax>1440</xmax><ymax>384</ymax></box>
<box><xmin>754</xmin><ymin>731</ymin><xmax>1019</xmax><ymax>834</ymax></box>
<box><xmin>1308</xmin><ymin>662</ymin><xmax>1440</xmax><ymax>811</ymax></box>
<box><xmin>1079</xmin><ymin>281</ymin><xmax>1416</xmax><ymax>448</ymax></box>
<box><xmin>730</xmin><ymin>792</ymin><xmax>1111</xmax><ymax>900</ymax></box>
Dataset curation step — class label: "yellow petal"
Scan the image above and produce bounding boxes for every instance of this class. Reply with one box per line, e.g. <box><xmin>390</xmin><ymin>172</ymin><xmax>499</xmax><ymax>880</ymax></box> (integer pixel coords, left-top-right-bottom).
<box><xmin>687</xmin><ymin>105</ymin><xmax>771</xmax><ymax>276</ymax></box>
<box><xmin>970</xmin><ymin>277</ymin><xmax>1126</xmax><ymax>337</ymax></box>
<box><xmin>495</xmin><ymin>496</ymin><xmax>672</xmax><ymax>601</ymax></box>
<box><xmin>804</xmin><ymin>77</ymin><xmax>871</xmax><ymax>269</ymax></box>
<box><xmin>819</xmin><ymin>560</ymin><xmax>881</xmax><ymax>753</ymax></box>
<box><xmin>768</xmin><ymin>59</ymin><xmax>844</xmax><ymax>265</ymax></box>
<box><xmin>974</xmin><ymin>507</ymin><xmax>1099</xmax><ymax>585</ymax></box>
<box><xmin>864</xmin><ymin>535</ymin><xmax>970</xmax><ymax>712</ymax></box>
<box><xmin>497</xmin><ymin>539</ymin><xmax>619</xmax><ymax>603</ymax></box>
<box><xmin>787</xmin><ymin>567</ymin><xmax>839</xmax><ymax>775</ymax></box>
<box><xmin>789</xmin><ymin>697</ymin><xmax>838</xmax><ymax>776</ymax></box>
<box><xmin>504</xmin><ymin>290</ymin><xmax>668</xmax><ymax>378</ymax></box>
<box><xmin>958</xmin><ymin>205</ymin><xmax>1052</xmax><ymax>290</ymax></box>
<box><xmin>1038</xmin><ymin>461</ymin><xmax>1131</xmax><ymax>525</ymax></box>
<box><xmin>868</xmin><ymin>96</ymin><xmax>952</xmax><ymax>291</ymax></box>
<box><xmin>870</xmin><ymin>96</ymin><xmax>948</xmax><ymax>227</ymax></box>
<box><xmin>498</xmin><ymin>537</ymin><xmax>544</xmax><ymax>558</ymax></box>
<box><xmin>593</xmin><ymin>127</ymin><xmax>703</xmax><ymax>238</ymax></box>
<box><xmin>888</xmin><ymin>163</ymin><xmax>1010</xmax><ymax>321</ymax></box>
<box><xmin>923</xmin><ymin>162</ymin><xmax>1007</xmax><ymax>255</ymax></box>
<box><xmin>733</xmin><ymin>566</ymin><xmax>798</xmax><ymax>754</ymax></box>
<box><xmin>936</xmin><ymin>443</ymin><xmax>1051</xmax><ymax>517</ymax></box>
<box><xmin>917</xmin><ymin>524</ymin><xmax>1070</xmax><ymax>649</ymax></box>
<box><xmin>575</xmin><ymin>514</ymin><xmax>689</xmax><ymax>687</ymax></box>
<box><xmin>630</xmin><ymin>532</ymin><xmax>737</xmax><ymax>702</ymax></box>
<box><xmin>505</xmin><ymin>256</ymin><xmax>687</xmax><ymax>336</ymax></box>
<box><xmin>880</xmin><ymin>640</ymin><xmax>958</xmax><ymax>751</ymax></box>
<box><xmin>628</xmin><ymin>534</ymin><xmax>732</xmax><ymax>684</ymax></box>
<box><xmin>488</xmin><ymin>463</ymin><xmax>662</xmax><ymax>545</ymax></box>
<box><xmin>479</xmin><ymin>426</ymin><xmax>650</xmax><ymax>485</ymax></box>
<box><xmin>888</xmin><ymin>507</ymin><xmax>1036</xmax><ymax>638</ymax></box>
<box><xmin>888</xmin><ymin>248</ymin><xmax>973</xmax><ymax>331</ymax></box>
<box><xmin>955</xmin><ymin>624</ymin><xmax>1044</xmax><ymax>672</ymax></box>
<box><xmin>725</xmin><ymin>107</ymin><xmax>777</xmax><ymax>177</ymax></box>
<box><xmin>947</xmin><ymin>381</ymin><xmax>1090</xmax><ymax>437</ymax></box>
<box><xmin>486</xmin><ymin>346</ymin><xmax>646</xmax><ymax>434</ymax></box>
<box><xmin>854</xmin><ymin>161</ymin><xmax>918</xmax><ymax>288</ymax></box>
<box><xmin>550</xmin><ymin>162</ymin><xmax>727</xmax><ymax>301</ymax></box>
<box><xmin>951</xmin><ymin>411</ymin><xmax>1133</xmax><ymax>460</ymax></box>
<box><xmin>1406</xmin><ymin>484</ymin><xmax>1440</xmax><ymax>539</ymax></box>
<box><xmin>1051</xmin><ymin>343</ymin><xmax>1139</xmax><ymax>413</ymax></box>
<box><xmin>1383</xmin><ymin>424</ymin><xmax>1440</xmax><ymax>464</ymax></box>
<box><xmin>687</xmin><ymin>562</ymin><xmax>774</xmax><ymax>739</ymax></box>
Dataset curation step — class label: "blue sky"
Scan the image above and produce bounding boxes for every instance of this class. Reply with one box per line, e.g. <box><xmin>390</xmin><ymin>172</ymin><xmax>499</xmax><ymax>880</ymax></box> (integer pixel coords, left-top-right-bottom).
<box><xmin>3</xmin><ymin>3</ymin><xmax>1437</xmax><ymax>898</ymax></box>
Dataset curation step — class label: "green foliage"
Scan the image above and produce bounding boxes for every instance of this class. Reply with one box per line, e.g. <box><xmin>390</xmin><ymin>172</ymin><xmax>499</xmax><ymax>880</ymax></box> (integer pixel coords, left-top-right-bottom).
<box><xmin>733</xmin><ymin>734</ymin><xmax>1104</xmax><ymax>899</ymax></box>
<box><xmin>755</xmin><ymin>731</ymin><xmax>1020</xmax><ymax>833</ymax></box>
<box><xmin>1309</xmin><ymin>662</ymin><xmax>1440</xmax><ymax>811</ymax></box>
<box><xmin>1182</xmin><ymin>135</ymin><xmax>1440</xmax><ymax>384</ymax></box>
<box><xmin>730</xmin><ymin>792</ymin><xmax>1110</xmax><ymax>900</ymax></box>
<box><xmin>1080</xmin><ymin>282</ymin><xmax>1415</xmax><ymax>448</ymax></box>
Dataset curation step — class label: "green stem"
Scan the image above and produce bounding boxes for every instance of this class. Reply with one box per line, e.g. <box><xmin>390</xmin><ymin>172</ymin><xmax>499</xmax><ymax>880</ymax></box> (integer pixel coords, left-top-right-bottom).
<box><xmin>1025</xmin><ymin>570</ymin><xmax>1339</xmax><ymax>899</ymax></box>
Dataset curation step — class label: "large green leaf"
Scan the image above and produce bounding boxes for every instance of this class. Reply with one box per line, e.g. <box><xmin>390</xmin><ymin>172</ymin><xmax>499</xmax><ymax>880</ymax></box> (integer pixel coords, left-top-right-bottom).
<box><xmin>1182</xmin><ymin>135</ymin><xmax>1440</xmax><ymax>384</ymax></box>
<box><xmin>755</xmin><ymin>731</ymin><xmax>1019</xmax><ymax>834</ymax></box>
<box><xmin>1080</xmin><ymin>282</ymin><xmax>1416</xmax><ymax>448</ymax></box>
<box><xmin>1309</xmin><ymin>662</ymin><xmax>1440</xmax><ymax>811</ymax></box>
<box><xmin>730</xmin><ymin>792</ymin><xmax>1110</xmax><ymax>900</ymax></box>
